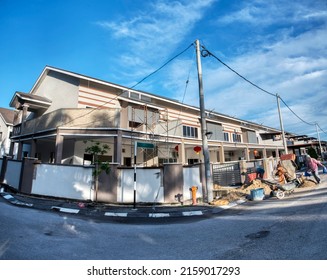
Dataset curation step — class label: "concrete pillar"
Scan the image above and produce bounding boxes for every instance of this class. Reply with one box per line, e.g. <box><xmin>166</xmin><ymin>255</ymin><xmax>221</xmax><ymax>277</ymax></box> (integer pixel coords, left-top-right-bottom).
<box><xmin>263</xmin><ymin>147</ymin><xmax>267</xmax><ymax>158</ymax></box>
<box><xmin>22</xmin><ymin>104</ymin><xmax>29</xmax><ymax>126</ymax></box>
<box><xmin>245</xmin><ymin>147</ymin><xmax>250</xmax><ymax>161</ymax></box>
<box><xmin>97</xmin><ymin>163</ymin><xmax>119</xmax><ymax>203</ymax></box>
<box><xmin>114</xmin><ymin>130</ymin><xmax>122</xmax><ymax>164</ymax></box>
<box><xmin>239</xmin><ymin>160</ymin><xmax>248</xmax><ymax>184</ymax></box>
<box><xmin>163</xmin><ymin>163</ymin><xmax>183</xmax><ymax>203</ymax></box>
<box><xmin>17</xmin><ymin>142</ymin><xmax>23</xmax><ymax>160</ymax></box>
<box><xmin>179</xmin><ymin>139</ymin><xmax>186</xmax><ymax>164</ymax></box>
<box><xmin>9</xmin><ymin>141</ymin><xmax>15</xmax><ymax>157</ymax></box>
<box><xmin>263</xmin><ymin>158</ymin><xmax>270</xmax><ymax>180</ymax></box>
<box><xmin>55</xmin><ymin>130</ymin><xmax>64</xmax><ymax>164</ymax></box>
<box><xmin>31</xmin><ymin>139</ymin><xmax>37</xmax><ymax>158</ymax></box>
<box><xmin>219</xmin><ymin>145</ymin><xmax>225</xmax><ymax>163</ymax></box>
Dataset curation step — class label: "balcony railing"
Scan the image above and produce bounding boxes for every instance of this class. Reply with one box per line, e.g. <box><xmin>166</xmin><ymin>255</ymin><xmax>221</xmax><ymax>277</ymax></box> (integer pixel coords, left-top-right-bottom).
<box><xmin>12</xmin><ymin>108</ymin><xmax>120</xmax><ymax>136</ymax></box>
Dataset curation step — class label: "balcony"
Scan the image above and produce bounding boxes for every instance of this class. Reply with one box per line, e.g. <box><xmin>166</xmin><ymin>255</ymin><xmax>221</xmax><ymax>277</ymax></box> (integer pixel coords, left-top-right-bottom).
<box><xmin>12</xmin><ymin>108</ymin><xmax>120</xmax><ymax>137</ymax></box>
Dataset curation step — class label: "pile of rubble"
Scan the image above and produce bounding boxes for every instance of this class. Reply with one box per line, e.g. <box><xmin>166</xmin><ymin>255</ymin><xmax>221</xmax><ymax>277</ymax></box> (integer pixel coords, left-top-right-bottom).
<box><xmin>210</xmin><ymin>176</ymin><xmax>317</xmax><ymax>206</ymax></box>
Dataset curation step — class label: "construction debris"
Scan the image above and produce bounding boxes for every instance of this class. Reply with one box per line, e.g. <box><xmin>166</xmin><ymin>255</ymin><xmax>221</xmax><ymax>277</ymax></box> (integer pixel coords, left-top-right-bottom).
<box><xmin>210</xmin><ymin>176</ymin><xmax>318</xmax><ymax>205</ymax></box>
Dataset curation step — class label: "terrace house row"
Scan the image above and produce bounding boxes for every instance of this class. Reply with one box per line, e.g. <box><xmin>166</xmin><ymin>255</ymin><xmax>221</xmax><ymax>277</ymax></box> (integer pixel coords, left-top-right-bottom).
<box><xmin>9</xmin><ymin>66</ymin><xmax>287</xmax><ymax>166</ymax></box>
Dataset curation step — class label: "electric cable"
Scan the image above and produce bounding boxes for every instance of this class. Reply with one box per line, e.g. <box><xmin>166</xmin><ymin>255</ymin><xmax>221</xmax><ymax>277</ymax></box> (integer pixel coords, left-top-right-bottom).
<box><xmin>201</xmin><ymin>44</ymin><xmax>327</xmax><ymax>136</ymax></box>
<box><xmin>201</xmin><ymin>45</ymin><xmax>276</xmax><ymax>97</ymax></box>
<box><xmin>58</xmin><ymin>43</ymin><xmax>194</xmax><ymax>128</ymax></box>
<box><xmin>279</xmin><ymin>96</ymin><xmax>315</xmax><ymax>126</ymax></box>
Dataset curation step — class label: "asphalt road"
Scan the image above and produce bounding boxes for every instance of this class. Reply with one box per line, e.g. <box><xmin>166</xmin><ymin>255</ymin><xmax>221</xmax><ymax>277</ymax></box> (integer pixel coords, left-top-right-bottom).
<box><xmin>1</xmin><ymin>184</ymin><xmax>327</xmax><ymax>260</ymax></box>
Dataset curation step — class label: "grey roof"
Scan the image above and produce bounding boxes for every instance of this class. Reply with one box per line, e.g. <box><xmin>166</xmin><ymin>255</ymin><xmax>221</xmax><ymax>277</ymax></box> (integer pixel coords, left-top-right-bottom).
<box><xmin>0</xmin><ymin>107</ymin><xmax>15</xmax><ymax>125</ymax></box>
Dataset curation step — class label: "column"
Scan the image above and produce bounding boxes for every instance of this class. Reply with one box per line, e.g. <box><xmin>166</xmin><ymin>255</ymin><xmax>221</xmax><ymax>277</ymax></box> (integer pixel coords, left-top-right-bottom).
<box><xmin>55</xmin><ymin>130</ymin><xmax>64</xmax><ymax>164</ymax></box>
<box><xmin>245</xmin><ymin>146</ymin><xmax>250</xmax><ymax>161</ymax></box>
<box><xmin>178</xmin><ymin>139</ymin><xmax>186</xmax><ymax>165</ymax></box>
<box><xmin>263</xmin><ymin>147</ymin><xmax>267</xmax><ymax>158</ymax></box>
<box><xmin>219</xmin><ymin>144</ymin><xmax>225</xmax><ymax>163</ymax></box>
<box><xmin>114</xmin><ymin>130</ymin><xmax>122</xmax><ymax>164</ymax></box>
<box><xmin>17</xmin><ymin>142</ymin><xmax>23</xmax><ymax>160</ymax></box>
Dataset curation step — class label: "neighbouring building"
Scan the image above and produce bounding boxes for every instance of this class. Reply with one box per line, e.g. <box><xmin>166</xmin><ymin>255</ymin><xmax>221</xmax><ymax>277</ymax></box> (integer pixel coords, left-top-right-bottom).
<box><xmin>8</xmin><ymin>66</ymin><xmax>289</xmax><ymax>166</ymax></box>
<box><xmin>0</xmin><ymin>107</ymin><xmax>15</xmax><ymax>157</ymax></box>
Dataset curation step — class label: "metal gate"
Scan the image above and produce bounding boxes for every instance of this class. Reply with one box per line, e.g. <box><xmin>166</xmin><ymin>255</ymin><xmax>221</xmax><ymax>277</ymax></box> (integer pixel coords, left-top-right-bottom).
<box><xmin>212</xmin><ymin>162</ymin><xmax>242</xmax><ymax>186</ymax></box>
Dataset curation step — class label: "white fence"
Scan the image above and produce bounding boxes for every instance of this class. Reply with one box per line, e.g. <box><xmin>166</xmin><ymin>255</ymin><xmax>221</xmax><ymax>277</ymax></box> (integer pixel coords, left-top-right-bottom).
<box><xmin>183</xmin><ymin>166</ymin><xmax>202</xmax><ymax>200</ymax></box>
<box><xmin>3</xmin><ymin>157</ymin><xmax>281</xmax><ymax>203</ymax></box>
<box><xmin>4</xmin><ymin>160</ymin><xmax>22</xmax><ymax>190</ymax></box>
<box><xmin>119</xmin><ymin>168</ymin><xmax>163</xmax><ymax>203</ymax></box>
<box><xmin>31</xmin><ymin>164</ymin><xmax>94</xmax><ymax>200</ymax></box>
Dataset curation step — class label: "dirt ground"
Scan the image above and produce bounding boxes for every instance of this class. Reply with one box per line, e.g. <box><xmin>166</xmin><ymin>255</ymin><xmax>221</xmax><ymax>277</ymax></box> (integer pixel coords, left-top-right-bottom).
<box><xmin>210</xmin><ymin>176</ymin><xmax>318</xmax><ymax>206</ymax></box>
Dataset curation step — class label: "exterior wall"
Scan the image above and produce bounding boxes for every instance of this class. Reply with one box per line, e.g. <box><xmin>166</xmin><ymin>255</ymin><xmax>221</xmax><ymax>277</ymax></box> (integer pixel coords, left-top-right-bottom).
<box><xmin>32</xmin><ymin>70</ymin><xmax>79</xmax><ymax>114</ymax></box>
<box><xmin>31</xmin><ymin>163</ymin><xmax>94</xmax><ymax>200</ymax></box>
<box><xmin>118</xmin><ymin>168</ymin><xmax>163</xmax><ymax>203</ymax></box>
<box><xmin>78</xmin><ymin>82</ymin><xmax>121</xmax><ymax>109</ymax></box>
<box><xmin>0</xmin><ymin>118</ymin><xmax>12</xmax><ymax>156</ymax></box>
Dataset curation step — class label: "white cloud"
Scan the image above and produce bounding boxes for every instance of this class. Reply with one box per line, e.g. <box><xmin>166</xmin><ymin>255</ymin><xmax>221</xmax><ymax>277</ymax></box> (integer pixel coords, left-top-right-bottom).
<box><xmin>95</xmin><ymin>0</ymin><xmax>327</xmax><ymax>139</ymax></box>
<box><xmin>97</xmin><ymin>0</ymin><xmax>215</xmax><ymax>64</ymax></box>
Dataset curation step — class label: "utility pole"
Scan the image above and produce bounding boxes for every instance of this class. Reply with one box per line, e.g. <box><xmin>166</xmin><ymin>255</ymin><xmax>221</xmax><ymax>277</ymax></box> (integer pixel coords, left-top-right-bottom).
<box><xmin>276</xmin><ymin>94</ymin><xmax>288</xmax><ymax>154</ymax></box>
<box><xmin>315</xmin><ymin>123</ymin><xmax>323</xmax><ymax>157</ymax></box>
<box><xmin>195</xmin><ymin>39</ymin><xmax>213</xmax><ymax>203</ymax></box>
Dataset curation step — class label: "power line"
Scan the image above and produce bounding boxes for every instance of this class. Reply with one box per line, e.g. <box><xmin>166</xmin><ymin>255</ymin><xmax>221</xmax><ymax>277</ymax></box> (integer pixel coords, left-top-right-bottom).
<box><xmin>58</xmin><ymin>43</ymin><xmax>194</xmax><ymax>128</ymax></box>
<box><xmin>201</xmin><ymin>45</ymin><xmax>327</xmax><ymax>134</ymax></box>
<box><xmin>279</xmin><ymin>96</ymin><xmax>315</xmax><ymax>126</ymax></box>
<box><xmin>317</xmin><ymin>123</ymin><xmax>327</xmax><ymax>135</ymax></box>
<box><xmin>201</xmin><ymin>45</ymin><xmax>276</xmax><ymax>97</ymax></box>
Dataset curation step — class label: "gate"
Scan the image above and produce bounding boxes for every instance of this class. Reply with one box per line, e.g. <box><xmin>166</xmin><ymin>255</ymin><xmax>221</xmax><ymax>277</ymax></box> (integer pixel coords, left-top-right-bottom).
<box><xmin>212</xmin><ymin>162</ymin><xmax>242</xmax><ymax>186</ymax></box>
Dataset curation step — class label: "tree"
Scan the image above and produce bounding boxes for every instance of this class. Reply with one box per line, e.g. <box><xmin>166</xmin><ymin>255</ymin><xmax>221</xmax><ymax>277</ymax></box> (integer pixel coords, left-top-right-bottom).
<box><xmin>84</xmin><ymin>140</ymin><xmax>110</xmax><ymax>201</ymax></box>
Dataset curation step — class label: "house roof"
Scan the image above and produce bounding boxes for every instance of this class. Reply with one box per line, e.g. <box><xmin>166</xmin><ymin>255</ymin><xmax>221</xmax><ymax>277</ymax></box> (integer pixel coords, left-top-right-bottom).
<box><xmin>0</xmin><ymin>107</ymin><xmax>15</xmax><ymax>125</ymax></box>
<box><xmin>29</xmin><ymin>65</ymin><xmax>286</xmax><ymax>134</ymax></box>
<box><xmin>10</xmin><ymin>91</ymin><xmax>52</xmax><ymax>111</ymax></box>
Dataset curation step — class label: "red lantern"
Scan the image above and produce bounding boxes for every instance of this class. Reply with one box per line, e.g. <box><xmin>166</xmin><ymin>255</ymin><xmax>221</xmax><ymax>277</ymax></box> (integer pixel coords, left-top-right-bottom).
<box><xmin>194</xmin><ymin>146</ymin><xmax>201</xmax><ymax>154</ymax></box>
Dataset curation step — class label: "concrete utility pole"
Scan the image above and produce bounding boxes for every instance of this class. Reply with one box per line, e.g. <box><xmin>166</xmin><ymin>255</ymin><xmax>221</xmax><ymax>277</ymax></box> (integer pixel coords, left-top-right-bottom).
<box><xmin>195</xmin><ymin>39</ymin><xmax>213</xmax><ymax>203</ymax></box>
<box><xmin>315</xmin><ymin>123</ymin><xmax>323</xmax><ymax>157</ymax></box>
<box><xmin>276</xmin><ymin>94</ymin><xmax>288</xmax><ymax>154</ymax></box>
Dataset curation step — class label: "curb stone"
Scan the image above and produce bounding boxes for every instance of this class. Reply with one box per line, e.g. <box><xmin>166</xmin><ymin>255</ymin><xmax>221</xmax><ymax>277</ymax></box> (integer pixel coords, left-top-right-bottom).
<box><xmin>0</xmin><ymin>190</ymin><xmax>247</xmax><ymax>219</ymax></box>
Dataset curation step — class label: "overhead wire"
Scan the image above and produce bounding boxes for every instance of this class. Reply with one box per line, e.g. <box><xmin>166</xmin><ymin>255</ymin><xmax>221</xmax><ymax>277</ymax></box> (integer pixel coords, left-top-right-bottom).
<box><xmin>201</xmin><ymin>45</ymin><xmax>276</xmax><ymax>97</ymax></box>
<box><xmin>58</xmin><ymin>43</ymin><xmax>194</xmax><ymax>128</ymax></box>
<box><xmin>201</xmin><ymin>44</ymin><xmax>327</xmax><ymax>136</ymax></box>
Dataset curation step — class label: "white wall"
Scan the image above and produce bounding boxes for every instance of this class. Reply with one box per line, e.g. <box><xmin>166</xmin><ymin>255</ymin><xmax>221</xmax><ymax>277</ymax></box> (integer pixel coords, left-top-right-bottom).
<box><xmin>119</xmin><ymin>168</ymin><xmax>163</xmax><ymax>203</ymax></box>
<box><xmin>31</xmin><ymin>164</ymin><xmax>94</xmax><ymax>200</ymax></box>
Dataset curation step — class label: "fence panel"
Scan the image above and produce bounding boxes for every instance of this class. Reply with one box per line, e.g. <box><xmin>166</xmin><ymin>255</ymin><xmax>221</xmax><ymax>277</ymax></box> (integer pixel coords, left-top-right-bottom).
<box><xmin>212</xmin><ymin>162</ymin><xmax>242</xmax><ymax>186</ymax></box>
<box><xmin>119</xmin><ymin>168</ymin><xmax>163</xmax><ymax>203</ymax></box>
<box><xmin>4</xmin><ymin>160</ymin><xmax>22</xmax><ymax>189</ymax></box>
<box><xmin>183</xmin><ymin>166</ymin><xmax>202</xmax><ymax>201</ymax></box>
<box><xmin>31</xmin><ymin>164</ymin><xmax>94</xmax><ymax>200</ymax></box>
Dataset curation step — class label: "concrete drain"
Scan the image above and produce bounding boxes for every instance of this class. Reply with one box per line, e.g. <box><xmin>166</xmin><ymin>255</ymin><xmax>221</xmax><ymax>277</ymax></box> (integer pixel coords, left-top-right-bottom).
<box><xmin>246</xmin><ymin>230</ymin><xmax>270</xmax><ymax>239</ymax></box>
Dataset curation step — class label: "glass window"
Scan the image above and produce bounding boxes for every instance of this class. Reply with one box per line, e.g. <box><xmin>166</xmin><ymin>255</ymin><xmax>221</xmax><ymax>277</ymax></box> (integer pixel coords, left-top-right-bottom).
<box><xmin>182</xmin><ymin>125</ymin><xmax>198</xmax><ymax>138</ymax></box>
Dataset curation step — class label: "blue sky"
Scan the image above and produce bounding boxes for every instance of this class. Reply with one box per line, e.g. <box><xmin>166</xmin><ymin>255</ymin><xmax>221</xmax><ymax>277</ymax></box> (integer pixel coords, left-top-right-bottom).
<box><xmin>1</xmin><ymin>0</ymin><xmax>326</xmax><ymax>140</ymax></box>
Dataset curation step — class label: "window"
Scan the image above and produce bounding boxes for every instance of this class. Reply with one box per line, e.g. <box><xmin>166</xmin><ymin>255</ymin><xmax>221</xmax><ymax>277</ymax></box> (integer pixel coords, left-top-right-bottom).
<box><xmin>183</xmin><ymin>125</ymin><xmax>198</xmax><ymax>138</ymax></box>
<box><xmin>232</xmin><ymin>133</ymin><xmax>241</xmax><ymax>143</ymax></box>
<box><xmin>223</xmin><ymin>132</ymin><xmax>229</xmax><ymax>142</ymax></box>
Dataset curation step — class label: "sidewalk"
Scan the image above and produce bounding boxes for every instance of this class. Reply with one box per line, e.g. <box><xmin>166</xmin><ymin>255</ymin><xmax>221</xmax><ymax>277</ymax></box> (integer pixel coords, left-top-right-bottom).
<box><xmin>1</xmin><ymin>175</ymin><xmax>325</xmax><ymax>220</ymax></box>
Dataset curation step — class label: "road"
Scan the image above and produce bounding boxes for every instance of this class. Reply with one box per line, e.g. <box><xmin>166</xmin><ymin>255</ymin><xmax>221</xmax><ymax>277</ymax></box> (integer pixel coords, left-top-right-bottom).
<box><xmin>1</xmin><ymin>185</ymin><xmax>327</xmax><ymax>260</ymax></box>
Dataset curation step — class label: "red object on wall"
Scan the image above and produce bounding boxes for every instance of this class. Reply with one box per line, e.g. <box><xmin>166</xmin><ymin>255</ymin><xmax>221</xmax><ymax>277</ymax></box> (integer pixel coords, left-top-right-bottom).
<box><xmin>175</xmin><ymin>145</ymin><xmax>179</xmax><ymax>152</ymax></box>
<box><xmin>194</xmin><ymin>146</ymin><xmax>201</xmax><ymax>154</ymax></box>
